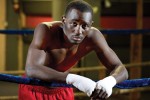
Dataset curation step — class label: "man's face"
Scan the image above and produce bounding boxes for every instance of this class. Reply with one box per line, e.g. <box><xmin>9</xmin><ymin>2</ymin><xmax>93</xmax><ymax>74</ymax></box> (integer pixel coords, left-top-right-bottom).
<box><xmin>62</xmin><ymin>9</ymin><xmax>93</xmax><ymax>44</ymax></box>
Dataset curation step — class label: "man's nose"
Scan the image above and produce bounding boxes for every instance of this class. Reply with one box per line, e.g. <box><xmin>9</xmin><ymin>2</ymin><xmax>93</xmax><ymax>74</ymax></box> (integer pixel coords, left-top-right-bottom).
<box><xmin>76</xmin><ymin>25</ymin><xmax>82</xmax><ymax>35</ymax></box>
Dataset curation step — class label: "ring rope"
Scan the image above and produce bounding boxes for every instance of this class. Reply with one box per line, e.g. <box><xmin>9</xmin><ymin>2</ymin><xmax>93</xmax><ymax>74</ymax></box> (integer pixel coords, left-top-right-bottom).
<box><xmin>0</xmin><ymin>29</ymin><xmax>150</xmax><ymax>35</ymax></box>
<box><xmin>0</xmin><ymin>73</ymin><xmax>150</xmax><ymax>89</ymax></box>
<box><xmin>0</xmin><ymin>61</ymin><xmax>150</xmax><ymax>75</ymax></box>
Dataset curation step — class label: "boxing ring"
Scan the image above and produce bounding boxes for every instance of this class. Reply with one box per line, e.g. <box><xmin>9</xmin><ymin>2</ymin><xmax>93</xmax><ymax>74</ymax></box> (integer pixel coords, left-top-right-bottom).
<box><xmin>0</xmin><ymin>29</ymin><xmax>150</xmax><ymax>99</ymax></box>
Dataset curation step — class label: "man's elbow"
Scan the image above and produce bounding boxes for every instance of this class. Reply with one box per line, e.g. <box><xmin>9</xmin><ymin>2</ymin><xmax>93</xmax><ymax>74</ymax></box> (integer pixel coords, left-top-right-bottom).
<box><xmin>25</xmin><ymin>64</ymin><xmax>35</xmax><ymax>78</ymax></box>
<box><xmin>124</xmin><ymin>68</ymin><xmax>129</xmax><ymax>80</ymax></box>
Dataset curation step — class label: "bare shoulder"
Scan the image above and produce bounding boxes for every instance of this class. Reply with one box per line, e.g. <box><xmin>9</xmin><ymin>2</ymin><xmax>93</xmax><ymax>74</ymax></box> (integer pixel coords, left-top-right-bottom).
<box><xmin>85</xmin><ymin>27</ymin><xmax>108</xmax><ymax>49</ymax></box>
<box><xmin>87</xmin><ymin>27</ymin><xmax>104</xmax><ymax>39</ymax></box>
<box><xmin>34</xmin><ymin>21</ymin><xmax>63</xmax><ymax>37</ymax></box>
<box><xmin>42</xmin><ymin>21</ymin><xmax>62</xmax><ymax>29</ymax></box>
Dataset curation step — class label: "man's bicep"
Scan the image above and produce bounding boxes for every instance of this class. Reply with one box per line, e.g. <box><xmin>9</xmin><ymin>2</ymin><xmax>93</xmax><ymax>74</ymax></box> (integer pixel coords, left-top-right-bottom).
<box><xmin>26</xmin><ymin>23</ymin><xmax>50</xmax><ymax>65</ymax></box>
<box><xmin>32</xmin><ymin>23</ymin><xmax>50</xmax><ymax>49</ymax></box>
<box><xmin>92</xmin><ymin>32</ymin><xmax>122</xmax><ymax>70</ymax></box>
<box><xmin>26</xmin><ymin>45</ymin><xmax>46</xmax><ymax>67</ymax></box>
<box><xmin>96</xmin><ymin>47</ymin><xmax>122</xmax><ymax>71</ymax></box>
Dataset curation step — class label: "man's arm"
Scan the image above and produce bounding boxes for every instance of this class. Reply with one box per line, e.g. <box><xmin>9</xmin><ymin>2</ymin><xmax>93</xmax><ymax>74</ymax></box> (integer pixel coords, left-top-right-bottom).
<box><xmin>89</xmin><ymin>28</ymin><xmax>128</xmax><ymax>99</ymax></box>
<box><xmin>89</xmin><ymin>28</ymin><xmax>128</xmax><ymax>83</ymax></box>
<box><xmin>25</xmin><ymin>23</ymin><xmax>68</xmax><ymax>82</ymax></box>
<box><xmin>96</xmin><ymin>47</ymin><xmax>128</xmax><ymax>83</ymax></box>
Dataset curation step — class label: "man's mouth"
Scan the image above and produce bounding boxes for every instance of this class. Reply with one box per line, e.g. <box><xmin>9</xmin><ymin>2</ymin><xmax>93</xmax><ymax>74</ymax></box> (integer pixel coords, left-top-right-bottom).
<box><xmin>72</xmin><ymin>36</ymin><xmax>82</xmax><ymax>41</ymax></box>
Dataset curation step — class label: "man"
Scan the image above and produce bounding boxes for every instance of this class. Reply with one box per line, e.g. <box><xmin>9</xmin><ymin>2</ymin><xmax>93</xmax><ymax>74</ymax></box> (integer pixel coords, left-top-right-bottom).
<box><xmin>19</xmin><ymin>0</ymin><xmax>128</xmax><ymax>100</ymax></box>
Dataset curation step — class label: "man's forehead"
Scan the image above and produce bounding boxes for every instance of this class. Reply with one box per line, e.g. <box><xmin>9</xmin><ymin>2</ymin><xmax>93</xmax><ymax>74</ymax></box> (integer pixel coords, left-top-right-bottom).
<box><xmin>66</xmin><ymin>9</ymin><xmax>92</xmax><ymax>23</ymax></box>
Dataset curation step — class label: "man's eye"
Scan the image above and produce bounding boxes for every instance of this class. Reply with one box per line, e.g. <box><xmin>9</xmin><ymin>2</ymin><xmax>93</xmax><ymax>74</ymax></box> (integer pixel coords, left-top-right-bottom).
<box><xmin>82</xmin><ymin>24</ymin><xmax>88</xmax><ymax>29</ymax></box>
<box><xmin>72</xmin><ymin>22</ymin><xmax>77</xmax><ymax>26</ymax></box>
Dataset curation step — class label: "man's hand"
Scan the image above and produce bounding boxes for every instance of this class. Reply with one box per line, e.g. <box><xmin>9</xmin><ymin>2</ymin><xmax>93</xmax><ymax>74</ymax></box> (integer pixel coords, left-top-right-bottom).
<box><xmin>66</xmin><ymin>74</ymin><xmax>96</xmax><ymax>96</ymax></box>
<box><xmin>90</xmin><ymin>76</ymin><xmax>116</xmax><ymax>100</ymax></box>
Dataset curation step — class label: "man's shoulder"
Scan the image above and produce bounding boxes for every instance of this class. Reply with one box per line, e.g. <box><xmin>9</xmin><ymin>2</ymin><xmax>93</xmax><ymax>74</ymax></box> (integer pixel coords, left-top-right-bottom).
<box><xmin>34</xmin><ymin>21</ymin><xmax>63</xmax><ymax>34</ymax></box>
<box><xmin>41</xmin><ymin>21</ymin><xmax>62</xmax><ymax>29</ymax></box>
<box><xmin>87</xmin><ymin>27</ymin><xmax>102</xmax><ymax>37</ymax></box>
<box><xmin>34</xmin><ymin>21</ymin><xmax>63</xmax><ymax>38</ymax></box>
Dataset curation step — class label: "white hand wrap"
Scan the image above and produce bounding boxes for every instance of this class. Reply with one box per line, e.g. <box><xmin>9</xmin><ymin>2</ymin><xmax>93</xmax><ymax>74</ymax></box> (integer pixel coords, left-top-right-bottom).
<box><xmin>66</xmin><ymin>74</ymin><xmax>96</xmax><ymax>96</ymax></box>
<box><xmin>96</xmin><ymin>76</ymin><xmax>116</xmax><ymax>98</ymax></box>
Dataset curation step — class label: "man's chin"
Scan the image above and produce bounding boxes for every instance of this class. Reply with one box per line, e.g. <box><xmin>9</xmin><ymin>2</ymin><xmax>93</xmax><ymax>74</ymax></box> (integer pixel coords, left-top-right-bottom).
<box><xmin>71</xmin><ymin>41</ymin><xmax>81</xmax><ymax>44</ymax></box>
<box><xmin>71</xmin><ymin>42</ymin><xmax>79</xmax><ymax>45</ymax></box>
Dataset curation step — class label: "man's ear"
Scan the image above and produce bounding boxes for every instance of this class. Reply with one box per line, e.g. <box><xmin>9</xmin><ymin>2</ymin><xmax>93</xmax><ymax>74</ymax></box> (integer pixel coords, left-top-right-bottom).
<box><xmin>91</xmin><ymin>21</ymin><xmax>94</xmax><ymax>25</ymax></box>
<box><xmin>62</xmin><ymin>15</ymin><xmax>66</xmax><ymax>23</ymax></box>
<box><xmin>89</xmin><ymin>21</ymin><xmax>94</xmax><ymax>27</ymax></box>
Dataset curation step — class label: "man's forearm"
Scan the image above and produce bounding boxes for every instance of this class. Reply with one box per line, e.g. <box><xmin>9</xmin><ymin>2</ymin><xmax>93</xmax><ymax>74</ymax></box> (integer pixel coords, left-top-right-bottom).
<box><xmin>110</xmin><ymin>64</ymin><xmax>128</xmax><ymax>83</ymax></box>
<box><xmin>25</xmin><ymin>64</ymin><xmax>68</xmax><ymax>82</ymax></box>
